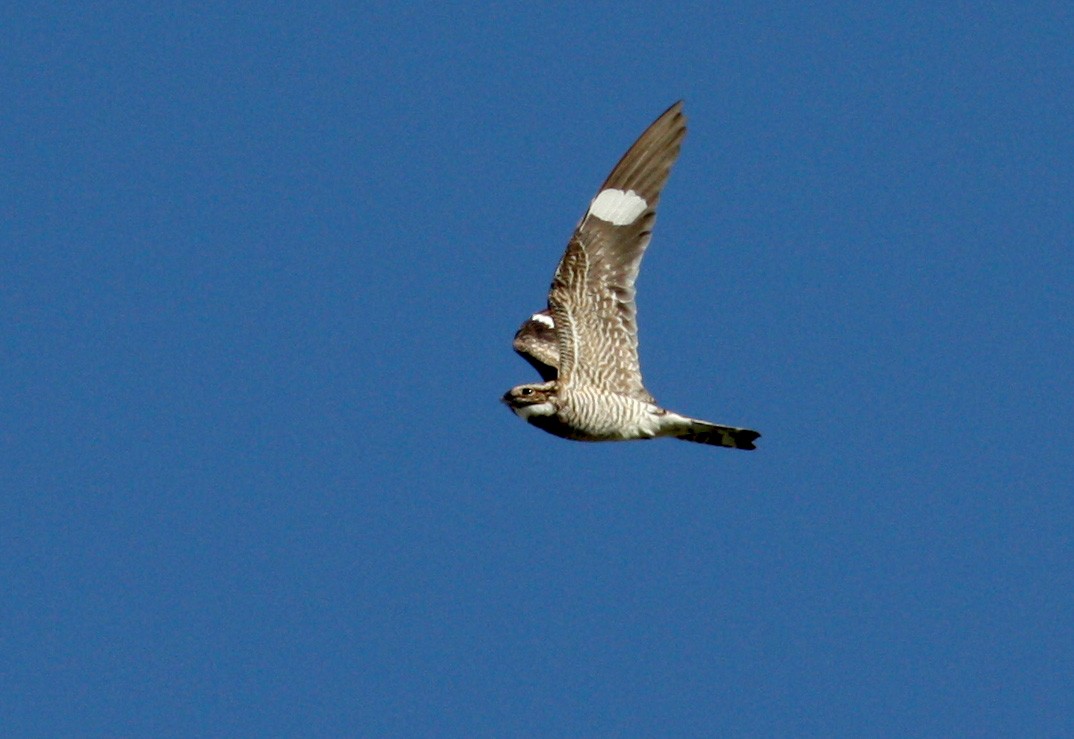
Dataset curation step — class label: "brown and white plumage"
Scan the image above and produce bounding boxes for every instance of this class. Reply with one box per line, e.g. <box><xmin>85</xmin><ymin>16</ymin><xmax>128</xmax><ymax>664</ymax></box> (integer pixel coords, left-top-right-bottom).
<box><xmin>512</xmin><ymin>309</ymin><xmax>558</xmax><ymax>382</ymax></box>
<box><xmin>504</xmin><ymin>102</ymin><xmax>760</xmax><ymax>451</ymax></box>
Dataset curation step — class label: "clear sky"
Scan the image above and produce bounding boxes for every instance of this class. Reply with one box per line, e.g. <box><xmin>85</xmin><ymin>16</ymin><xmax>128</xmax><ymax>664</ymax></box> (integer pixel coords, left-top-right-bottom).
<box><xmin>4</xmin><ymin>2</ymin><xmax>1073</xmax><ymax>735</ymax></box>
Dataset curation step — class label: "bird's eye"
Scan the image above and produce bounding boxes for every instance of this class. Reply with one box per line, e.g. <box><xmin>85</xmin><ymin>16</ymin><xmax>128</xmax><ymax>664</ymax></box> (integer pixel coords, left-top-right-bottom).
<box><xmin>520</xmin><ymin>388</ymin><xmax>533</xmax><ymax>396</ymax></box>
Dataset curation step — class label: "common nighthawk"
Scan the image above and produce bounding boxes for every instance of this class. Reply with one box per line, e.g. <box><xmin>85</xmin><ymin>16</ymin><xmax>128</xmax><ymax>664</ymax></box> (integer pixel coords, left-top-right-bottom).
<box><xmin>502</xmin><ymin>101</ymin><xmax>760</xmax><ymax>451</ymax></box>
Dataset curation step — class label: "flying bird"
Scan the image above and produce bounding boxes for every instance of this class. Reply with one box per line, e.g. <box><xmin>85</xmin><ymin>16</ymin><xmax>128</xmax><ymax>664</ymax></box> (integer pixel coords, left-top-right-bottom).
<box><xmin>502</xmin><ymin>101</ymin><xmax>760</xmax><ymax>451</ymax></box>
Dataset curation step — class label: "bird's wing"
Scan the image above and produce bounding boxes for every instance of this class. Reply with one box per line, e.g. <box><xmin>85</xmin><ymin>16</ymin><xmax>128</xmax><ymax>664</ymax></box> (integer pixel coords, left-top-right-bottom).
<box><xmin>512</xmin><ymin>309</ymin><xmax>559</xmax><ymax>381</ymax></box>
<box><xmin>548</xmin><ymin>101</ymin><xmax>685</xmax><ymax>402</ymax></box>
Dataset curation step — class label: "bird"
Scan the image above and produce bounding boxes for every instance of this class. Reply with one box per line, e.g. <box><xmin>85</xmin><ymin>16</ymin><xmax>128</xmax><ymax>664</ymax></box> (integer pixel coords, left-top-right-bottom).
<box><xmin>502</xmin><ymin>101</ymin><xmax>760</xmax><ymax>451</ymax></box>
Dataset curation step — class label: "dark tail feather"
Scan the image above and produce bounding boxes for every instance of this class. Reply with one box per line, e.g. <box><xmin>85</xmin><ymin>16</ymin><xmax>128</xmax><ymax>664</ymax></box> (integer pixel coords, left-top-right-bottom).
<box><xmin>675</xmin><ymin>421</ymin><xmax>760</xmax><ymax>451</ymax></box>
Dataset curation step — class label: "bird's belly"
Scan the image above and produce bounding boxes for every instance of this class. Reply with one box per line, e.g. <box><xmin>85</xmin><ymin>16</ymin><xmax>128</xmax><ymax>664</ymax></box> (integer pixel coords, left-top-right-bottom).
<box><xmin>525</xmin><ymin>412</ymin><xmax>605</xmax><ymax>441</ymax></box>
<box><xmin>549</xmin><ymin>391</ymin><xmax>662</xmax><ymax>441</ymax></box>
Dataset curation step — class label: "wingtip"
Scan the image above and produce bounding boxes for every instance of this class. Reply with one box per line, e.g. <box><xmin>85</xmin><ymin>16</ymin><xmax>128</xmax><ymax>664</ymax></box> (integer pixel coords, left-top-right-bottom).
<box><xmin>660</xmin><ymin>100</ymin><xmax>686</xmax><ymax>125</ymax></box>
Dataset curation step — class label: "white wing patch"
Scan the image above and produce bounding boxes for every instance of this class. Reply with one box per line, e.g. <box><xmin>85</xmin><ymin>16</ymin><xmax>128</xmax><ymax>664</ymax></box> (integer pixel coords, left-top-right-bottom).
<box><xmin>531</xmin><ymin>312</ymin><xmax>554</xmax><ymax>328</ymax></box>
<box><xmin>588</xmin><ymin>188</ymin><xmax>647</xmax><ymax>226</ymax></box>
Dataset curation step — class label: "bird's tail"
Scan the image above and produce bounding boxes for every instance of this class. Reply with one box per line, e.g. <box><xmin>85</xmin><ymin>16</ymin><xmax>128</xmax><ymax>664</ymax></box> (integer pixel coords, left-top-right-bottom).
<box><xmin>665</xmin><ymin>415</ymin><xmax>760</xmax><ymax>451</ymax></box>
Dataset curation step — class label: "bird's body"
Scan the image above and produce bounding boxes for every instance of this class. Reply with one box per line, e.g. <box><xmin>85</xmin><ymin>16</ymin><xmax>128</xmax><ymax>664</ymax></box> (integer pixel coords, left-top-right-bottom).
<box><xmin>508</xmin><ymin>383</ymin><xmax>660</xmax><ymax>441</ymax></box>
<box><xmin>503</xmin><ymin>102</ymin><xmax>760</xmax><ymax>451</ymax></box>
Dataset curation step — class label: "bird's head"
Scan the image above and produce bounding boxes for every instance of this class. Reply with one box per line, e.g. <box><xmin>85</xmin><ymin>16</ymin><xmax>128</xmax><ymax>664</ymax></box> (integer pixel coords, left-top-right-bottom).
<box><xmin>501</xmin><ymin>383</ymin><xmax>556</xmax><ymax>420</ymax></box>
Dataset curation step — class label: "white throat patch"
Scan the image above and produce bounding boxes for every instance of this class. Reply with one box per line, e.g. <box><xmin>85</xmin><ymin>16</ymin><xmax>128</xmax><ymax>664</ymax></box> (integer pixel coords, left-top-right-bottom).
<box><xmin>516</xmin><ymin>401</ymin><xmax>555</xmax><ymax>419</ymax></box>
<box><xmin>588</xmin><ymin>188</ymin><xmax>647</xmax><ymax>226</ymax></box>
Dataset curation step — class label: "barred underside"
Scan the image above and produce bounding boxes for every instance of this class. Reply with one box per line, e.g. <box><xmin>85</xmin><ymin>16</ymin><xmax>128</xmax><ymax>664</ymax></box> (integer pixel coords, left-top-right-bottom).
<box><xmin>554</xmin><ymin>387</ymin><xmax>664</xmax><ymax>440</ymax></box>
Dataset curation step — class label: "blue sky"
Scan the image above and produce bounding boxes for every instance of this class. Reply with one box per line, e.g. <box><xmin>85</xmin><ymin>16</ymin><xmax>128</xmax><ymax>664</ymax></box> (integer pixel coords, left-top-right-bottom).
<box><xmin>4</xmin><ymin>2</ymin><xmax>1073</xmax><ymax>735</ymax></box>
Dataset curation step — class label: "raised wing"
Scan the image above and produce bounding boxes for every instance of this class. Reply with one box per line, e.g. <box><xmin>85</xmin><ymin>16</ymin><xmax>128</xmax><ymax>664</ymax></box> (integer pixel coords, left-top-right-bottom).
<box><xmin>512</xmin><ymin>309</ymin><xmax>558</xmax><ymax>381</ymax></box>
<box><xmin>548</xmin><ymin>101</ymin><xmax>686</xmax><ymax>402</ymax></box>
